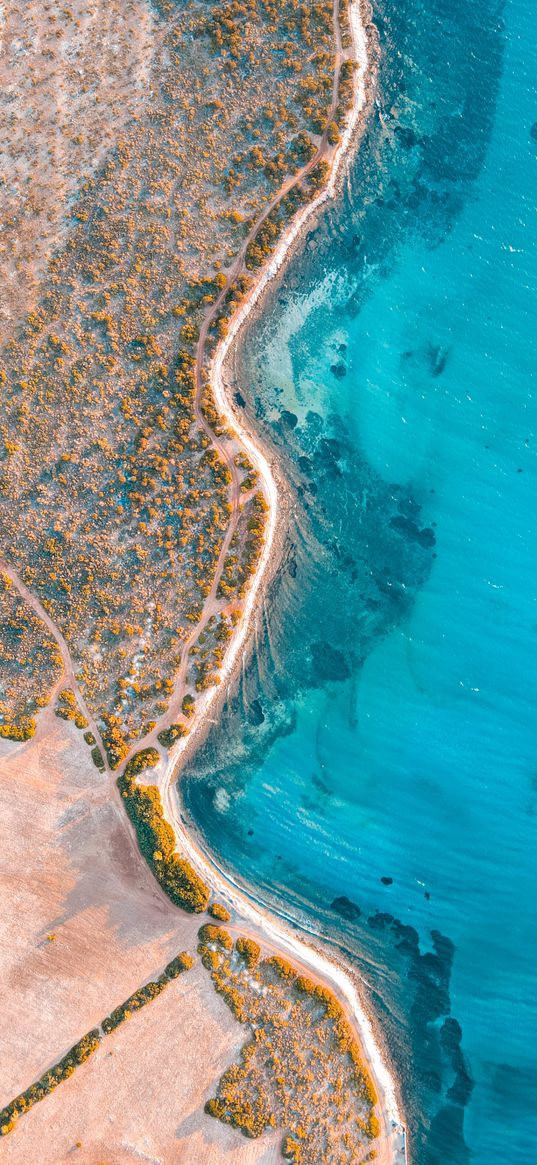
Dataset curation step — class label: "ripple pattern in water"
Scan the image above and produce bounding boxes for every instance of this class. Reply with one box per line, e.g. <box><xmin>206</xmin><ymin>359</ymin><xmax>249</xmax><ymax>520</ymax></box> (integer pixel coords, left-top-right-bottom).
<box><xmin>183</xmin><ymin>0</ymin><xmax>537</xmax><ymax>1160</ymax></box>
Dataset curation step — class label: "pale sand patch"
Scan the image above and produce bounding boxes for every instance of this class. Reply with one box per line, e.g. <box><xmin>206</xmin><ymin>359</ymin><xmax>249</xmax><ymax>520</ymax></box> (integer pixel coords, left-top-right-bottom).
<box><xmin>0</xmin><ymin>0</ymin><xmax>154</xmax><ymax>343</ymax></box>
<box><xmin>0</xmin><ymin>713</ymin><xmax>278</xmax><ymax>1163</ymax></box>
<box><xmin>1</xmin><ymin>962</ymin><xmax>281</xmax><ymax>1165</ymax></box>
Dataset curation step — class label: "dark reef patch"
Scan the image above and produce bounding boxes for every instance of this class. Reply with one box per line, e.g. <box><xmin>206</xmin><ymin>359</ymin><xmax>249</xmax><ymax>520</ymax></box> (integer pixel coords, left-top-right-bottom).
<box><xmin>310</xmin><ymin>641</ymin><xmax>351</xmax><ymax>684</ymax></box>
<box><xmin>280</xmin><ymin>409</ymin><xmax>298</xmax><ymax>430</ymax></box>
<box><xmin>331</xmin><ymin>895</ymin><xmax>361</xmax><ymax>921</ymax></box>
<box><xmin>390</xmin><ymin>515</ymin><xmax>436</xmax><ymax>548</ymax></box>
<box><xmin>423</xmin><ymin>1105</ymin><xmax>470</xmax><ymax>1165</ymax></box>
<box><xmin>247</xmin><ymin>699</ymin><xmax>265</xmax><ymax>727</ymax></box>
<box><xmin>182</xmin><ymin>0</ymin><xmax>505</xmax><ymax>1159</ymax></box>
<box><xmin>427</xmin><ymin>344</ymin><xmax>450</xmax><ymax>378</ymax></box>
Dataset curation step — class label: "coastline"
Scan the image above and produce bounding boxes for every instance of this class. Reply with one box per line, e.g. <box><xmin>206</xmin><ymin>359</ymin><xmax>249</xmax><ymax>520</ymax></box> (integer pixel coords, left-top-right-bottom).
<box><xmin>162</xmin><ymin>776</ymin><xmax>407</xmax><ymax>1164</ymax></box>
<box><xmin>168</xmin><ymin>0</ymin><xmax>378</xmax><ymax>779</ymax></box>
<box><xmin>156</xmin><ymin>3</ymin><xmax>408</xmax><ymax>1161</ymax></box>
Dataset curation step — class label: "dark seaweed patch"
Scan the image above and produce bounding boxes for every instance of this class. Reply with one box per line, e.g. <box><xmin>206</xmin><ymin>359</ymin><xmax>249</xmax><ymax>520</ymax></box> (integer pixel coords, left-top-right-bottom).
<box><xmin>310</xmin><ymin>641</ymin><xmax>351</xmax><ymax>683</ymax></box>
<box><xmin>331</xmin><ymin>895</ymin><xmax>361</xmax><ymax>921</ymax></box>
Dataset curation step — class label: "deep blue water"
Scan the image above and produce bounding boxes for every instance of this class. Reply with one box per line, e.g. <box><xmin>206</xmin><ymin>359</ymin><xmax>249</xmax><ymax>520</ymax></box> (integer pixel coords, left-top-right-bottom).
<box><xmin>183</xmin><ymin>0</ymin><xmax>537</xmax><ymax>1160</ymax></box>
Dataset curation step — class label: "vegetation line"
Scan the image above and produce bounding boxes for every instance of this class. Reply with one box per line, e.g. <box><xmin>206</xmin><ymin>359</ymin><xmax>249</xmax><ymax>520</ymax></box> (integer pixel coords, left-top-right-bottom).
<box><xmin>118</xmin><ymin>749</ymin><xmax>210</xmax><ymax>912</ymax></box>
<box><xmin>0</xmin><ymin>951</ymin><xmax>194</xmax><ymax>1137</ymax></box>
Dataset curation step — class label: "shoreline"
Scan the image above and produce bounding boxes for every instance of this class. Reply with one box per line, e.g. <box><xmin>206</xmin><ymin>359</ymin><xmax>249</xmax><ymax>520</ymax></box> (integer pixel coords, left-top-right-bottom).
<box><xmin>156</xmin><ymin>3</ymin><xmax>408</xmax><ymax>1160</ymax></box>
<box><xmin>162</xmin><ymin>776</ymin><xmax>407</xmax><ymax>1163</ymax></box>
<box><xmin>168</xmin><ymin>0</ymin><xmax>378</xmax><ymax>779</ymax></box>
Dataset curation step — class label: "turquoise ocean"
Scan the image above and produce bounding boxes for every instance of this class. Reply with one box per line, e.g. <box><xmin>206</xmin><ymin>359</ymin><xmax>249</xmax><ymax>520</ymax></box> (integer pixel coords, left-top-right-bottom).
<box><xmin>183</xmin><ymin>0</ymin><xmax>537</xmax><ymax>1159</ymax></box>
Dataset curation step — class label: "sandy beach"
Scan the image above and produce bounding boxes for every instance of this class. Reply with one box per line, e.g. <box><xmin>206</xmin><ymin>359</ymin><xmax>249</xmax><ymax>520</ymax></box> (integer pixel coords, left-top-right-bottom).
<box><xmin>0</xmin><ymin>2</ymin><xmax>407</xmax><ymax>1160</ymax></box>
<box><xmin>0</xmin><ymin>714</ymin><xmax>287</xmax><ymax>1164</ymax></box>
<box><xmin>156</xmin><ymin>2</ymin><xmax>408</xmax><ymax>1161</ymax></box>
<box><xmin>167</xmin><ymin>0</ymin><xmax>378</xmax><ymax>780</ymax></box>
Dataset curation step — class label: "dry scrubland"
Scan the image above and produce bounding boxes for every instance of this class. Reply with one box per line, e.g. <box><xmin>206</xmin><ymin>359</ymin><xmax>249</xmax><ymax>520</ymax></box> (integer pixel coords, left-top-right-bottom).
<box><xmin>0</xmin><ymin>572</ymin><xmax>62</xmax><ymax>738</ymax></box>
<box><xmin>0</xmin><ymin>719</ymin><xmax>280</xmax><ymax>1164</ymax></box>
<box><xmin>0</xmin><ymin>3</ymin><xmax>383</xmax><ymax>1162</ymax></box>
<box><xmin>0</xmin><ymin>723</ymin><xmax>382</xmax><ymax>1165</ymax></box>
<box><xmin>199</xmin><ymin>928</ymin><xmax>379</xmax><ymax>1165</ymax></box>
<box><xmin>0</xmin><ymin>0</ymin><xmax>353</xmax><ymax>765</ymax></box>
<box><xmin>0</xmin><ymin>0</ymin><xmax>155</xmax><ymax>347</ymax></box>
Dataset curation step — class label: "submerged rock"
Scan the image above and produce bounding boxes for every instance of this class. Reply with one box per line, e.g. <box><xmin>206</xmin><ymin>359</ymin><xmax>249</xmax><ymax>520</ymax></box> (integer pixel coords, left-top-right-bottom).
<box><xmin>310</xmin><ymin>641</ymin><xmax>350</xmax><ymax>683</ymax></box>
<box><xmin>331</xmin><ymin>895</ymin><xmax>361</xmax><ymax>921</ymax></box>
<box><xmin>248</xmin><ymin>699</ymin><xmax>265</xmax><ymax>727</ymax></box>
<box><xmin>390</xmin><ymin>514</ymin><xmax>436</xmax><ymax>549</ymax></box>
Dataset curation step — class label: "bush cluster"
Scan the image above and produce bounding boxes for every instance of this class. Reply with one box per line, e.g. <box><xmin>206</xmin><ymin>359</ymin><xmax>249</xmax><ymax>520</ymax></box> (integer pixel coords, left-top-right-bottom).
<box><xmin>157</xmin><ymin>723</ymin><xmax>187</xmax><ymax>749</ymax></box>
<box><xmin>91</xmin><ymin>745</ymin><xmax>105</xmax><ymax>771</ymax></box>
<box><xmin>55</xmin><ymin>687</ymin><xmax>88</xmax><ymax>730</ymax></box>
<box><xmin>208</xmin><ymin>901</ymin><xmax>231</xmax><ymax>922</ymax></box>
<box><xmin>235</xmin><ymin>937</ymin><xmax>260</xmax><ymax>969</ymax></box>
<box><xmin>198</xmin><ymin>923</ymin><xmax>233</xmax><ymax>951</ymax></box>
<box><xmin>102</xmin><ymin>951</ymin><xmax>194</xmax><ymax>1033</ymax></box>
<box><xmin>0</xmin><ymin>1030</ymin><xmax>101</xmax><ymax>1137</ymax></box>
<box><xmin>118</xmin><ymin>752</ymin><xmax>209</xmax><ymax>912</ymax></box>
<box><xmin>0</xmin><ymin>717</ymin><xmax>35</xmax><ymax>742</ymax></box>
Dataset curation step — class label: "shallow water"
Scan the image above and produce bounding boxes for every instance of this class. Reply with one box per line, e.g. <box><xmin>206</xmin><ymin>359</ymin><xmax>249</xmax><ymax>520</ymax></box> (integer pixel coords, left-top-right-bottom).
<box><xmin>183</xmin><ymin>0</ymin><xmax>537</xmax><ymax>1159</ymax></box>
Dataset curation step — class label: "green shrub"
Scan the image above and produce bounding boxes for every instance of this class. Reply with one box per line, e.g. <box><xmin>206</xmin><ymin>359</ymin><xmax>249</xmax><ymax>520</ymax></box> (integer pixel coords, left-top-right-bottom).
<box><xmin>91</xmin><ymin>745</ymin><xmax>105</xmax><ymax>771</ymax></box>
<box><xmin>208</xmin><ymin>901</ymin><xmax>231</xmax><ymax>922</ymax></box>
<box><xmin>55</xmin><ymin>688</ymin><xmax>88</xmax><ymax>729</ymax></box>
<box><xmin>181</xmin><ymin>693</ymin><xmax>195</xmax><ymax>717</ymax></box>
<box><xmin>0</xmin><ymin>717</ymin><xmax>36</xmax><ymax>742</ymax></box>
<box><xmin>265</xmin><ymin>955</ymin><xmax>296</xmax><ymax>981</ymax></box>
<box><xmin>198</xmin><ymin>924</ymin><xmax>233</xmax><ymax>951</ymax></box>
<box><xmin>124</xmin><ymin>747</ymin><xmax>160</xmax><ymax>777</ymax></box>
<box><xmin>161</xmin><ymin>950</ymin><xmax>194</xmax><ymax>979</ymax></box>
<box><xmin>117</xmin><ymin>765</ymin><xmax>209</xmax><ymax>912</ymax></box>
<box><xmin>326</xmin><ymin>120</ymin><xmax>340</xmax><ymax>145</ymax></box>
<box><xmin>235</xmin><ymin>937</ymin><xmax>260</xmax><ymax>969</ymax></box>
<box><xmin>157</xmin><ymin>723</ymin><xmax>187</xmax><ymax>748</ymax></box>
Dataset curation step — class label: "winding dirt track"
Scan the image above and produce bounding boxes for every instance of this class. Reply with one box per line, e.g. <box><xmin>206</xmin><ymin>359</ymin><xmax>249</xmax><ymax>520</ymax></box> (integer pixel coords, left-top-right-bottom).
<box><xmin>0</xmin><ymin>0</ymin><xmax>347</xmax><ymax>773</ymax></box>
<box><xmin>0</xmin><ymin>556</ymin><xmax>110</xmax><ymax>769</ymax></box>
<box><xmin>117</xmin><ymin>0</ymin><xmax>349</xmax><ymax>767</ymax></box>
<box><xmin>0</xmin><ymin>5</ymin><xmax>406</xmax><ymax>1162</ymax></box>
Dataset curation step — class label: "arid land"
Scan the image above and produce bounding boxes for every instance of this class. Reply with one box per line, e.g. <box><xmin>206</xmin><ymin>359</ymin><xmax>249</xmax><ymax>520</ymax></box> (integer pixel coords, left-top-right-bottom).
<box><xmin>0</xmin><ymin>1</ymin><xmax>406</xmax><ymax>1162</ymax></box>
<box><xmin>0</xmin><ymin>0</ymin><xmax>354</xmax><ymax>766</ymax></box>
<box><xmin>0</xmin><ymin>716</ymin><xmax>282</xmax><ymax>1164</ymax></box>
<box><xmin>0</xmin><ymin>714</ymin><xmax>396</xmax><ymax>1165</ymax></box>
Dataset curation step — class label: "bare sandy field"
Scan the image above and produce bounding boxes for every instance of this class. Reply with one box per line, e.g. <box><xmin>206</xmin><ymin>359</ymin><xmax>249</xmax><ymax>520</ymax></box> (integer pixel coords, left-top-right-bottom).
<box><xmin>1</xmin><ymin>962</ymin><xmax>280</xmax><ymax>1165</ymax></box>
<box><xmin>0</xmin><ymin>713</ymin><xmax>278</xmax><ymax>1164</ymax></box>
